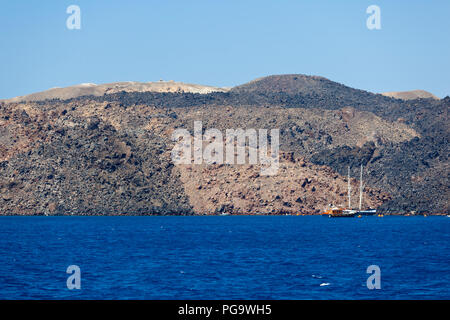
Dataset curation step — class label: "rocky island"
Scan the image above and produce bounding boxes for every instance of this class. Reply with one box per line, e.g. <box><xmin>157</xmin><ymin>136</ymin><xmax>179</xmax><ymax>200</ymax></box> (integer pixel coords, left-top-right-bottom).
<box><xmin>0</xmin><ymin>75</ymin><xmax>448</xmax><ymax>215</ymax></box>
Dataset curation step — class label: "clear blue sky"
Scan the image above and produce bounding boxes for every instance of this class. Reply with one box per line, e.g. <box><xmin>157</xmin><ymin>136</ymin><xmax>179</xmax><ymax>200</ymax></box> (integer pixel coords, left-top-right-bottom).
<box><xmin>1</xmin><ymin>0</ymin><xmax>449</xmax><ymax>99</ymax></box>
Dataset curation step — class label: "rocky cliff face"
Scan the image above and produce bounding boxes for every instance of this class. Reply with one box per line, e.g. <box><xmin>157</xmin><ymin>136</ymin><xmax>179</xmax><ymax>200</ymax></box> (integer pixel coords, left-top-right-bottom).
<box><xmin>177</xmin><ymin>154</ymin><xmax>389</xmax><ymax>215</ymax></box>
<box><xmin>0</xmin><ymin>75</ymin><xmax>448</xmax><ymax>215</ymax></box>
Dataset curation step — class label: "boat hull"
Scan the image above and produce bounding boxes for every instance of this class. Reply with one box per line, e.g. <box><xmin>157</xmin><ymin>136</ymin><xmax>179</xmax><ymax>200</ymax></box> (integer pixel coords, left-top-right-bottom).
<box><xmin>356</xmin><ymin>209</ymin><xmax>377</xmax><ymax>216</ymax></box>
<box><xmin>328</xmin><ymin>214</ymin><xmax>355</xmax><ymax>218</ymax></box>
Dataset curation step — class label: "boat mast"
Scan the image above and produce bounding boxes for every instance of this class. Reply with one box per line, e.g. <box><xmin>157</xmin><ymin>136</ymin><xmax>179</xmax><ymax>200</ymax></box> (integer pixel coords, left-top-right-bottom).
<box><xmin>348</xmin><ymin>166</ymin><xmax>351</xmax><ymax>209</ymax></box>
<box><xmin>359</xmin><ymin>164</ymin><xmax>363</xmax><ymax>211</ymax></box>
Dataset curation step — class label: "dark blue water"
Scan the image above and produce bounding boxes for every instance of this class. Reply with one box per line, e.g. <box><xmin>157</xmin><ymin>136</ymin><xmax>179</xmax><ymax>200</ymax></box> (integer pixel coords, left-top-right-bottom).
<box><xmin>0</xmin><ymin>216</ymin><xmax>448</xmax><ymax>300</ymax></box>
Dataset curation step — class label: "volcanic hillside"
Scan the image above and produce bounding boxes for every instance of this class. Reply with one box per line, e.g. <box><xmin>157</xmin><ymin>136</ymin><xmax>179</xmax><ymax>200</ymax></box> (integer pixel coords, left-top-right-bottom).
<box><xmin>0</xmin><ymin>74</ymin><xmax>448</xmax><ymax>215</ymax></box>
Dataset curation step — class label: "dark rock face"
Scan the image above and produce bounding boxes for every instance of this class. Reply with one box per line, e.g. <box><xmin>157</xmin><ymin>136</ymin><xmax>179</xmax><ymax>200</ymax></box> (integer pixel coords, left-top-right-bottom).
<box><xmin>0</xmin><ymin>110</ymin><xmax>193</xmax><ymax>215</ymax></box>
<box><xmin>309</xmin><ymin>97</ymin><xmax>449</xmax><ymax>214</ymax></box>
<box><xmin>0</xmin><ymin>75</ymin><xmax>448</xmax><ymax>214</ymax></box>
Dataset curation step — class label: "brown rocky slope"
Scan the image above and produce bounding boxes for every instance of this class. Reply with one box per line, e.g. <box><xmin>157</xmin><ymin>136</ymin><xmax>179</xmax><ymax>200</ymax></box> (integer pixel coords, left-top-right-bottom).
<box><xmin>0</xmin><ymin>74</ymin><xmax>447</xmax><ymax>215</ymax></box>
<box><xmin>0</xmin><ymin>99</ymin><xmax>412</xmax><ymax>215</ymax></box>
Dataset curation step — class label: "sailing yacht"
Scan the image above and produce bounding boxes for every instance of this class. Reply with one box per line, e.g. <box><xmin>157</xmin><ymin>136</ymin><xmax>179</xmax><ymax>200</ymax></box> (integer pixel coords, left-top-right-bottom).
<box><xmin>323</xmin><ymin>165</ymin><xmax>377</xmax><ymax>217</ymax></box>
<box><xmin>324</xmin><ymin>167</ymin><xmax>356</xmax><ymax>218</ymax></box>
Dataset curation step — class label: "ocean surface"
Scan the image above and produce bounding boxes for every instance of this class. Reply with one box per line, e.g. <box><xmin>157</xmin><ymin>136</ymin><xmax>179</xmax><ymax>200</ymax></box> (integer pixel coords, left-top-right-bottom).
<box><xmin>0</xmin><ymin>216</ymin><xmax>448</xmax><ymax>300</ymax></box>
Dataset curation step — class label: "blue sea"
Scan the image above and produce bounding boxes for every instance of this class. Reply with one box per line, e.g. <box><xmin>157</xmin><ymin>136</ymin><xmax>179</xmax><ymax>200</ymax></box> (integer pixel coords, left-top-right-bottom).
<box><xmin>0</xmin><ymin>216</ymin><xmax>448</xmax><ymax>300</ymax></box>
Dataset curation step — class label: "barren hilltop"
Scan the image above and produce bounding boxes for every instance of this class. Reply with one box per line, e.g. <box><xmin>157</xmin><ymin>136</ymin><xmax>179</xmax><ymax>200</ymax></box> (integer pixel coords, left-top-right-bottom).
<box><xmin>2</xmin><ymin>81</ymin><xmax>228</xmax><ymax>103</ymax></box>
<box><xmin>382</xmin><ymin>90</ymin><xmax>439</xmax><ymax>100</ymax></box>
<box><xmin>0</xmin><ymin>74</ymin><xmax>448</xmax><ymax>215</ymax></box>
